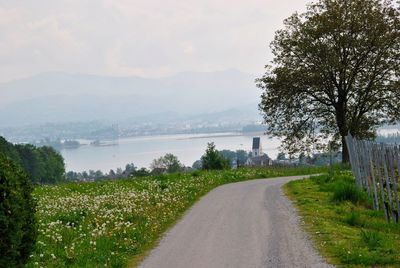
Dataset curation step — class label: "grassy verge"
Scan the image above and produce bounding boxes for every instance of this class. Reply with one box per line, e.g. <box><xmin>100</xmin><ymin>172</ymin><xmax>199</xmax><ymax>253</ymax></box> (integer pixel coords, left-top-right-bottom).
<box><xmin>26</xmin><ymin>166</ymin><xmax>325</xmax><ymax>268</ymax></box>
<box><xmin>284</xmin><ymin>170</ymin><xmax>400</xmax><ymax>267</ymax></box>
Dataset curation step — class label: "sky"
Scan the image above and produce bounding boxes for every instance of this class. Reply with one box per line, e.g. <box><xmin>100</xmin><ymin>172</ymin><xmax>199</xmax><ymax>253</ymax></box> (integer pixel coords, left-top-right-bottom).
<box><xmin>0</xmin><ymin>0</ymin><xmax>311</xmax><ymax>83</ymax></box>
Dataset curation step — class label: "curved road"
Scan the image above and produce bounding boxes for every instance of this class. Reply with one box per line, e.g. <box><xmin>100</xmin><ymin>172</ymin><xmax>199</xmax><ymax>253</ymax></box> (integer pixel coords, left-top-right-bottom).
<box><xmin>139</xmin><ymin>176</ymin><xmax>332</xmax><ymax>268</ymax></box>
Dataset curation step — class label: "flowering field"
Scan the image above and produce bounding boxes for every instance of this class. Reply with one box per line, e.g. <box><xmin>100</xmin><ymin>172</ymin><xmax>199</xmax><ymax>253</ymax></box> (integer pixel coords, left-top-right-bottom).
<box><xmin>26</xmin><ymin>166</ymin><xmax>326</xmax><ymax>267</ymax></box>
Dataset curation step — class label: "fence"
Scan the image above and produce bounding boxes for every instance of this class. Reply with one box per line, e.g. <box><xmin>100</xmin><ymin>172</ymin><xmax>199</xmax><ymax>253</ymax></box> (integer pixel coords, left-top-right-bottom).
<box><xmin>345</xmin><ymin>134</ymin><xmax>400</xmax><ymax>223</ymax></box>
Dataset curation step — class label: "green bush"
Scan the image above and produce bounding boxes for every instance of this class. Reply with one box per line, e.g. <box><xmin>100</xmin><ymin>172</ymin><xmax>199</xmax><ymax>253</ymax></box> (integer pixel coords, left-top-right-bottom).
<box><xmin>0</xmin><ymin>155</ymin><xmax>37</xmax><ymax>267</ymax></box>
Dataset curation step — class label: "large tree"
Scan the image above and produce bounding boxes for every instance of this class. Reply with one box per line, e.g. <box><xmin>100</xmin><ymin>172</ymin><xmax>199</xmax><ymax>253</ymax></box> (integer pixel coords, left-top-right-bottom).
<box><xmin>257</xmin><ymin>0</ymin><xmax>400</xmax><ymax>162</ymax></box>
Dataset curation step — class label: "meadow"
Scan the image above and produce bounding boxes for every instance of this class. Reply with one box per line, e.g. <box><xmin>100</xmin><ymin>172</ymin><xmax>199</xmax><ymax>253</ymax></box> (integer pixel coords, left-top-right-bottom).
<box><xmin>26</xmin><ymin>166</ymin><xmax>326</xmax><ymax>268</ymax></box>
<box><xmin>285</xmin><ymin>171</ymin><xmax>400</xmax><ymax>267</ymax></box>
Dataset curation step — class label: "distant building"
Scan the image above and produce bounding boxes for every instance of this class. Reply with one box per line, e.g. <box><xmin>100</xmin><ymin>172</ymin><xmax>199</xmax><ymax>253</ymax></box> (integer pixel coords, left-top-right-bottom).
<box><xmin>273</xmin><ymin>159</ymin><xmax>299</xmax><ymax>166</ymax></box>
<box><xmin>252</xmin><ymin>137</ymin><xmax>262</xmax><ymax>157</ymax></box>
<box><xmin>246</xmin><ymin>154</ymin><xmax>273</xmax><ymax>167</ymax></box>
<box><xmin>246</xmin><ymin>137</ymin><xmax>273</xmax><ymax>167</ymax></box>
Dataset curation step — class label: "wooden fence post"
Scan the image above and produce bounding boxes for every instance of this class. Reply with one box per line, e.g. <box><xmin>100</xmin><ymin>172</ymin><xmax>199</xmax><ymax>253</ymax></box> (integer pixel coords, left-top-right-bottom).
<box><xmin>345</xmin><ymin>135</ymin><xmax>400</xmax><ymax>223</ymax></box>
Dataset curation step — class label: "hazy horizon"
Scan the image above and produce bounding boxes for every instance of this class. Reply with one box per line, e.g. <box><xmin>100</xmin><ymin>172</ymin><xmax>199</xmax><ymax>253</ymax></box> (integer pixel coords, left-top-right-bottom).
<box><xmin>0</xmin><ymin>0</ymin><xmax>311</xmax><ymax>83</ymax></box>
<box><xmin>0</xmin><ymin>1</ymin><xmax>315</xmax><ymax>129</ymax></box>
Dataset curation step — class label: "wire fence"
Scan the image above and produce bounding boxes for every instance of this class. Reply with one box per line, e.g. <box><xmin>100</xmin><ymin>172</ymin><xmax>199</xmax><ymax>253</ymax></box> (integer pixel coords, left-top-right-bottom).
<box><xmin>345</xmin><ymin>134</ymin><xmax>400</xmax><ymax>223</ymax></box>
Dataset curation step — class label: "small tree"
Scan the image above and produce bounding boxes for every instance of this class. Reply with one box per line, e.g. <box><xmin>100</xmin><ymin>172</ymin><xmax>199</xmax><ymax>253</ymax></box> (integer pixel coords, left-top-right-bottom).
<box><xmin>124</xmin><ymin>163</ymin><xmax>136</xmax><ymax>176</ymax></box>
<box><xmin>192</xmin><ymin>160</ymin><xmax>203</xmax><ymax>170</ymax></box>
<box><xmin>0</xmin><ymin>155</ymin><xmax>37</xmax><ymax>267</ymax></box>
<box><xmin>161</xmin><ymin>154</ymin><xmax>181</xmax><ymax>173</ymax></box>
<box><xmin>201</xmin><ymin>143</ymin><xmax>230</xmax><ymax>170</ymax></box>
<box><xmin>236</xmin><ymin>150</ymin><xmax>250</xmax><ymax>166</ymax></box>
<box><xmin>151</xmin><ymin>153</ymin><xmax>183</xmax><ymax>174</ymax></box>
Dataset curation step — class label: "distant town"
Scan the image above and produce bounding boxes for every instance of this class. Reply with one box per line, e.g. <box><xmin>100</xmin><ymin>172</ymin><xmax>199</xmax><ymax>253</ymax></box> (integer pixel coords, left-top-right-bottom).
<box><xmin>0</xmin><ymin>116</ymin><xmax>267</xmax><ymax>145</ymax></box>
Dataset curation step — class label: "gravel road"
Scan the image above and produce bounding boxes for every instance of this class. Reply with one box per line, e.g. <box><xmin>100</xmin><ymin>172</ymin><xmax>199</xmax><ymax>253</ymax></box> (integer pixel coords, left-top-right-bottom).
<box><xmin>139</xmin><ymin>176</ymin><xmax>333</xmax><ymax>268</ymax></box>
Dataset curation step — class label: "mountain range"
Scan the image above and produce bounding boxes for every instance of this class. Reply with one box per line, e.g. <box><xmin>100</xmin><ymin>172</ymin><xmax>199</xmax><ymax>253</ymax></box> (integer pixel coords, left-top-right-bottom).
<box><xmin>0</xmin><ymin>69</ymin><xmax>261</xmax><ymax>127</ymax></box>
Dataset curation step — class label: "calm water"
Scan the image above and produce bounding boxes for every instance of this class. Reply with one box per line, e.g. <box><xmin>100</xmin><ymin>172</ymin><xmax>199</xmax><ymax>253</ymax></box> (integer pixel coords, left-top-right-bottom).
<box><xmin>60</xmin><ymin>132</ymin><xmax>280</xmax><ymax>172</ymax></box>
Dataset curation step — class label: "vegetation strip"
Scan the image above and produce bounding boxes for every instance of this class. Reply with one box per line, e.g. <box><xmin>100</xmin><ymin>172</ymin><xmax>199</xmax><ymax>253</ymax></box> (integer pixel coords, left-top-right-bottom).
<box><xmin>285</xmin><ymin>171</ymin><xmax>400</xmax><ymax>267</ymax></box>
<box><xmin>26</xmin><ymin>166</ymin><xmax>325</xmax><ymax>267</ymax></box>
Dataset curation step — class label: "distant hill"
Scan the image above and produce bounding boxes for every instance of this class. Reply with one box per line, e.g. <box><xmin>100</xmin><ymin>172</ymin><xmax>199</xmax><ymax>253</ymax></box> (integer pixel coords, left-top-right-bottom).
<box><xmin>0</xmin><ymin>70</ymin><xmax>261</xmax><ymax>127</ymax></box>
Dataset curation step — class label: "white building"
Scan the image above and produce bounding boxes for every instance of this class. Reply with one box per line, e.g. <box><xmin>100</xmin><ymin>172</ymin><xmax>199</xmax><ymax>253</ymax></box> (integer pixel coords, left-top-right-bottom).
<box><xmin>246</xmin><ymin>137</ymin><xmax>273</xmax><ymax>167</ymax></box>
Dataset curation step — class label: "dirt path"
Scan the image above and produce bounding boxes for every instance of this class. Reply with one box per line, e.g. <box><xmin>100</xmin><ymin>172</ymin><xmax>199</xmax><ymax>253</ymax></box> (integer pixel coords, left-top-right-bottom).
<box><xmin>139</xmin><ymin>176</ymin><xmax>333</xmax><ymax>268</ymax></box>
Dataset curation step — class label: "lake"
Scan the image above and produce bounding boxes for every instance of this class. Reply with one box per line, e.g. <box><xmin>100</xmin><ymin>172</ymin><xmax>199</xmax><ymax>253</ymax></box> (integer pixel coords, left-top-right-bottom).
<box><xmin>60</xmin><ymin>132</ymin><xmax>280</xmax><ymax>172</ymax></box>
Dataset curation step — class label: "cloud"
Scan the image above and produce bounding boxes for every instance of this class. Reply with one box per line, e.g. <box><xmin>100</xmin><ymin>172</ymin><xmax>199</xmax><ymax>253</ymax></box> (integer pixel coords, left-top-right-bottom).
<box><xmin>0</xmin><ymin>0</ymin><xmax>310</xmax><ymax>82</ymax></box>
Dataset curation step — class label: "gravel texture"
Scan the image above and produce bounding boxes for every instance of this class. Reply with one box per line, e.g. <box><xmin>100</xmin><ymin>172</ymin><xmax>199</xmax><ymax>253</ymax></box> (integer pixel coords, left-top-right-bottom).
<box><xmin>139</xmin><ymin>176</ymin><xmax>333</xmax><ymax>268</ymax></box>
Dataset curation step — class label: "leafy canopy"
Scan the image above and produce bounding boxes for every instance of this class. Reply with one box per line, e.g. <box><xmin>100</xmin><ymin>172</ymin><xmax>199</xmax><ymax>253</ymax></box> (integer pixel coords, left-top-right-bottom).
<box><xmin>0</xmin><ymin>136</ymin><xmax>65</xmax><ymax>184</ymax></box>
<box><xmin>257</xmin><ymin>0</ymin><xmax>400</xmax><ymax>161</ymax></box>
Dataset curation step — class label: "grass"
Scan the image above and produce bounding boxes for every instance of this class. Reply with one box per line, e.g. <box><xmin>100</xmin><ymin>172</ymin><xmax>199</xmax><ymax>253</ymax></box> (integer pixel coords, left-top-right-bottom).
<box><xmin>26</xmin><ymin>165</ymin><xmax>326</xmax><ymax>268</ymax></box>
<box><xmin>344</xmin><ymin>211</ymin><xmax>365</xmax><ymax>227</ymax></box>
<box><xmin>331</xmin><ymin>182</ymin><xmax>369</xmax><ymax>205</ymax></box>
<box><xmin>285</xmin><ymin>170</ymin><xmax>400</xmax><ymax>267</ymax></box>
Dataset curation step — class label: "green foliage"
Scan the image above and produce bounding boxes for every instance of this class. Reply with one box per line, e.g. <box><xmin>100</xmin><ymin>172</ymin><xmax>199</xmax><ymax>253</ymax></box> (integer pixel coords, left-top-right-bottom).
<box><xmin>257</xmin><ymin>0</ymin><xmax>400</xmax><ymax>161</ymax></box>
<box><xmin>151</xmin><ymin>153</ymin><xmax>183</xmax><ymax>174</ymax></box>
<box><xmin>192</xmin><ymin>160</ymin><xmax>203</xmax><ymax>170</ymax></box>
<box><xmin>0</xmin><ymin>136</ymin><xmax>21</xmax><ymax>163</ymax></box>
<box><xmin>37</xmin><ymin>146</ymin><xmax>65</xmax><ymax>184</ymax></box>
<box><xmin>331</xmin><ymin>181</ymin><xmax>369</xmax><ymax>206</ymax></box>
<box><xmin>344</xmin><ymin>211</ymin><xmax>365</xmax><ymax>227</ymax></box>
<box><xmin>131</xmin><ymin>168</ymin><xmax>150</xmax><ymax>178</ymax></box>
<box><xmin>124</xmin><ymin>163</ymin><xmax>137</xmax><ymax>176</ymax></box>
<box><xmin>201</xmin><ymin>143</ymin><xmax>230</xmax><ymax>170</ymax></box>
<box><xmin>0</xmin><ymin>155</ymin><xmax>37</xmax><ymax>267</ymax></box>
<box><xmin>0</xmin><ymin>136</ymin><xmax>65</xmax><ymax>184</ymax></box>
<box><xmin>219</xmin><ymin>149</ymin><xmax>250</xmax><ymax>166</ymax></box>
<box><xmin>311</xmin><ymin>170</ymin><xmax>370</xmax><ymax>209</ymax></box>
<box><xmin>15</xmin><ymin>144</ymin><xmax>44</xmax><ymax>183</ymax></box>
<box><xmin>15</xmin><ymin>145</ymin><xmax>65</xmax><ymax>184</ymax></box>
<box><xmin>360</xmin><ymin>230</ymin><xmax>383</xmax><ymax>250</ymax></box>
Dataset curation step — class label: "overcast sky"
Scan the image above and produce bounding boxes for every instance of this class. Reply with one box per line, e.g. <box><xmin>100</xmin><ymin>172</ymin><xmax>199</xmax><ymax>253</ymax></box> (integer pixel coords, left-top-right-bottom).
<box><xmin>0</xmin><ymin>0</ymin><xmax>311</xmax><ymax>82</ymax></box>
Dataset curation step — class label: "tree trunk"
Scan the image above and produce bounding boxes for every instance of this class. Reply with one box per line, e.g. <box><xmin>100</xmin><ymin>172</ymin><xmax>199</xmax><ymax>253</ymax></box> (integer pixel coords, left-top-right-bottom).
<box><xmin>341</xmin><ymin>135</ymin><xmax>349</xmax><ymax>164</ymax></box>
<box><xmin>335</xmin><ymin>95</ymin><xmax>349</xmax><ymax>164</ymax></box>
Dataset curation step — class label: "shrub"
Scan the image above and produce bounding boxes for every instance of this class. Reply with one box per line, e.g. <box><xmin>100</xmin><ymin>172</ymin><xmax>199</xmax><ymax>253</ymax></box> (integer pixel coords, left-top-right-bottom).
<box><xmin>0</xmin><ymin>155</ymin><xmax>37</xmax><ymax>267</ymax></box>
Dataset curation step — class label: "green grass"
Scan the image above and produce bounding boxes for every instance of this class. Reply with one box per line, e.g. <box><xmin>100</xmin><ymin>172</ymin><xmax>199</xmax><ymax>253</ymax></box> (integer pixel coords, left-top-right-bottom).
<box><xmin>285</xmin><ymin>170</ymin><xmax>400</xmax><ymax>267</ymax></box>
<box><xmin>26</xmin><ymin>166</ymin><xmax>326</xmax><ymax>268</ymax></box>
